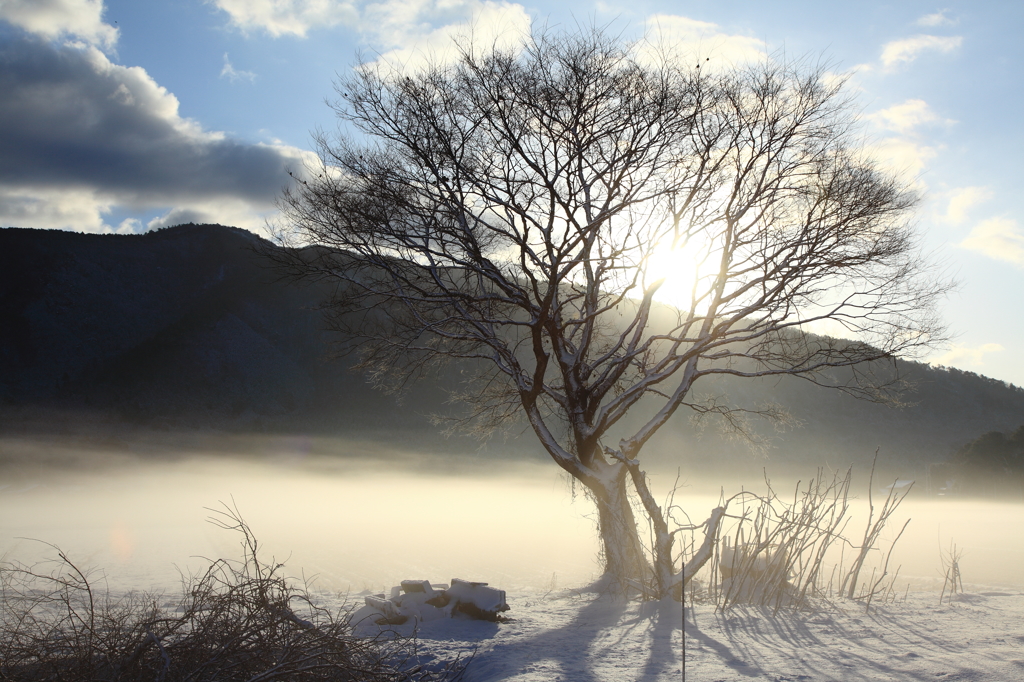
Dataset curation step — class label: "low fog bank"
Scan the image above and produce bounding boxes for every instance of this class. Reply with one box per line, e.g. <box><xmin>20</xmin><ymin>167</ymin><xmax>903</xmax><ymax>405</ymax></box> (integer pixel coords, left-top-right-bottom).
<box><xmin>0</xmin><ymin>411</ymin><xmax>985</xmax><ymax>496</ymax></box>
<box><xmin>0</xmin><ymin>438</ymin><xmax>598</xmax><ymax>594</ymax></box>
<box><xmin>2</xmin><ymin>434</ymin><xmax>1022</xmax><ymax>597</ymax></box>
<box><xmin>0</xmin><ymin>425</ymin><xmax>551</xmax><ymax>481</ymax></box>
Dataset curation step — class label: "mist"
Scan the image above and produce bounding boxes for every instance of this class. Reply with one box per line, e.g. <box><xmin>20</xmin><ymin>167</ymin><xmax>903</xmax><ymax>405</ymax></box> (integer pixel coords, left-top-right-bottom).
<box><xmin>0</xmin><ymin>436</ymin><xmax>598</xmax><ymax>595</ymax></box>
<box><xmin>3</xmin><ymin>434</ymin><xmax>1022</xmax><ymax>598</ymax></box>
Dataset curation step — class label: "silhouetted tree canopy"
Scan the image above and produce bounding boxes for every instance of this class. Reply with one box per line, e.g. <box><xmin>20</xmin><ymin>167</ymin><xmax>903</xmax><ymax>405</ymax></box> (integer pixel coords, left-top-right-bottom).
<box><xmin>953</xmin><ymin>425</ymin><xmax>1024</xmax><ymax>477</ymax></box>
<box><xmin>274</xmin><ymin>26</ymin><xmax>952</xmax><ymax>595</ymax></box>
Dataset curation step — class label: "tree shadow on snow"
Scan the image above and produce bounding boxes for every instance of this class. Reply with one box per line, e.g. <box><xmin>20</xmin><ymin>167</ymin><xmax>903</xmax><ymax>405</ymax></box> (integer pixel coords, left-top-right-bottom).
<box><xmin>631</xmin><ymin>598</ymin><xmax>686</xmax><ymax>681</ymax></box>
<box><xmin>687</xmin><ymin>603</ymin><xmax>984</xmax><ymax>681</ymax></box>
<box><xmin>684</xmin><ymin>607</ymin><xmax>766</xmax><ymax>678</ymax></box>
<box><xmin>456</xmin><ymin>590</ymin><xmax>632</xmax><ymax>682</ymax></box>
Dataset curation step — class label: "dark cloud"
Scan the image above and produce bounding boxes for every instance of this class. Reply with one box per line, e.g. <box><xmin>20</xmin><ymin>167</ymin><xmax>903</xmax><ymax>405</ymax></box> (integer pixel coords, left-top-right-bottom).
<box><xmin>0</xmin><ymin>33</ymin><xmax>305</xmax><ymax>209</ymax></box>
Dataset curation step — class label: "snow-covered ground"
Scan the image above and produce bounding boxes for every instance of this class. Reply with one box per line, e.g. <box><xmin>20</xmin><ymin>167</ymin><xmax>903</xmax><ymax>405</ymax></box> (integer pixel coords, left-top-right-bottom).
<box><xmin>3</xmin><ymin>445</ymin><xmax>1024</xmax><ymax>681</ymax></box>
<box><xmin>369</xmin><ymin>584</ymin><xmax>1024</xmax><ymax>681</ymax></box>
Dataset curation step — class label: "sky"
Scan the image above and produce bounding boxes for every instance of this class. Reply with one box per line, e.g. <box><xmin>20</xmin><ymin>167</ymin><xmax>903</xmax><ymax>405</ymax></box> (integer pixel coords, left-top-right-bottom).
<box><xmin>0</xmin><ymin>0</ymin><xmax>1022</xmax><ymax>386</ymax></box>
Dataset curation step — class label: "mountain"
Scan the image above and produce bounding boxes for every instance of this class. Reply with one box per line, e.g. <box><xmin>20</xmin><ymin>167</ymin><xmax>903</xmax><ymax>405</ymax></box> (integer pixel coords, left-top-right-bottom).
<box><xmin>2</xmin><ymin>224</ymin><xmax>1023</xmax><ymax>476</ymax></box>
<box><xmin>0</xmin><ymin>224</ymin><xmax>471</xmax><ymax>453</ymax></box>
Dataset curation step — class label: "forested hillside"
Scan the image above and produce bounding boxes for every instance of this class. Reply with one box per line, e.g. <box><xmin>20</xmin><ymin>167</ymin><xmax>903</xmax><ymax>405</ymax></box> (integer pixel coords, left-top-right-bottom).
<box><xmin>0</xmin><ymin>224</ymin><xmax>458</xmax><ymax>450</ymax></box>
<box><xmin>2</xmin><ymin>224</ymin><xmax>1022</xmax><ymax>476</ymax></box>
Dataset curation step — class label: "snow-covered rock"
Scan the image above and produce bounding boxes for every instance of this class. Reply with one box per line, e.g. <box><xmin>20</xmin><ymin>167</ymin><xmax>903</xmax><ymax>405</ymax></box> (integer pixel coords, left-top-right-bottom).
<box><xmin>352</xmin><ymin>578</ymin><xmax>510</xmax><ymax>625</ymax></box>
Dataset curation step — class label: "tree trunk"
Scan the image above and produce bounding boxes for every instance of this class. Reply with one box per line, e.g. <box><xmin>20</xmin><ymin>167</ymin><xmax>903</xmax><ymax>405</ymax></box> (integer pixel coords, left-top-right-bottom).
<box><xmin>624</xmin><ymin>461</ymin><xmax>675</xmax><ymax>597</ymax></box>
<box><xmin>586</xmin><ymin>470</ymin><xmax>650</xmax><ymax>585</ymax></box>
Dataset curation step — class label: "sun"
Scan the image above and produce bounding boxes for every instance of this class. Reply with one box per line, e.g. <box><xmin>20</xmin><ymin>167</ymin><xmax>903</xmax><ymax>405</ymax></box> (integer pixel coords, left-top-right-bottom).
<box><xmin>644</xmin><ymin>239</ymin><xmax>707</xmax><ymax>309</ymax></box>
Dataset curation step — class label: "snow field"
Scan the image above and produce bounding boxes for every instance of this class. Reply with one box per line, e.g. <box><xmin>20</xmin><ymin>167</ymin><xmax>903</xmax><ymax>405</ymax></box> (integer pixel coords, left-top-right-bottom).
<box><xmin>339</xmin><ymin>585</ymin><xmax>1024</xmax><ymax>681</ymax></box>
<box><xmin>3</xmin><ymin>451</ymin><xmax>1024</xmax><ymax>680</ymax></box>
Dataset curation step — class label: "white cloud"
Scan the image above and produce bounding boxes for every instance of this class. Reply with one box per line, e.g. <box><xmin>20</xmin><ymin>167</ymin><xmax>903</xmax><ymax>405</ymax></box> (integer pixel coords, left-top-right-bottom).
<box><xmin>221</xmin><ymin>53</ymin><xmax>257</xmax><ymax>82</ymax></box>
<box><xmin>0</xmin><ymin>36</ymin><xmax>314</xmax><ymax>233</ymax></box>
<box><xmin>0</xmin><ymin>186</ymin><xmax>115</xmax><ymax>232</ymax></box>
<box><xmin>0</xmin><ymin>38</ymin><xmax>312</xmax><ymax>197</ymax></box>
<box><xmin>865</xmin><ymin>99</ymin><xmax>951</xmax><ymax>135</ymax></box>
<box><xmin>942</xmin><ymin>186</ymin><xmax>993</xmax><ymax>225</ymax></box>
<box><xmin>367</xmin><ymin>1</ymin><xmax>530</xmax><ymax>72</ymax></box>
<box><xmin>858</xmin><ymin>99</ymin><xmax>955</xmax><ymax>192</ymax></box>
<box><xmin>79</xmin><ymin>45</ymin><xmax>214</xmax><ymax>141</ymax></box>
<box><xmin>960</xmin><ymin>217</ymin><xmax>1024</xmax><ymax>266</ymax></box>
<box><xmin>0</xmin><ymin>188</ymin><xmax>136</xmax><ymax>234</ymax></box>
<box><xmin>822</xmin><ymin>67</ymin><xmax>864</xmax><ymax>92</ymax></box>
<box><xmin>213</xmin><ymin>0</ymin><xmax>531</xmax><ymax>69</ymax></box>
<box><xmin>931</xmin><ymin>342</ymin><xmax>1004</xmax><ymax>370</ymax></box>
<box><xmin>115</xmin><ymin>217</ymin><xmax>143</xmax><ymax>233</ymax></box>
<box><xmin>916</xmin><ymin>10</ymin><xmax>956</xmax><ymax>27</ymax></box>
<box><xmin>212</xmin><ymin>0</ymin><xmax>358</xmax><ymax>38</ymax></box>
<box><xmin>145</xmin><ymin>199</ymin><xmax>278</xmax><ymax>234</ymax></box>
<box><xmin>866</xmin><ymin>137</ymin><xmax>938</xmax><ymax>183</ymax></box>
<box><xmin>862</xmin><ymin>100</ymin><xmax>952</xmax><ymax>188</ymax></box>
<box><xmin>880</xmin><ymin>34</ymin><xmax>962</xmax><ymax>69</ymax></box>
<box><xmin>642</xmin><ymin>15</ymin><xmax>766</xmax><ymax>67</ymax></box>
<box><xmin>0</xmin><ymin>186</ymin><xmax>279</xmax><ymax>235</ymax></box>
<box><xmin>0</xmin><ymin>0</ymin><xmax>118</xmax><ymax>47</ymax></box>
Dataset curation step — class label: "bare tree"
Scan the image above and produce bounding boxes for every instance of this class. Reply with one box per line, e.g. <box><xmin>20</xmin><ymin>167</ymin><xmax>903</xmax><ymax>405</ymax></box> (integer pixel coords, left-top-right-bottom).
<box><xmin>273</xmin><ymin>28</ymin><xmax>949</xmax><ymax>598</ymax></box>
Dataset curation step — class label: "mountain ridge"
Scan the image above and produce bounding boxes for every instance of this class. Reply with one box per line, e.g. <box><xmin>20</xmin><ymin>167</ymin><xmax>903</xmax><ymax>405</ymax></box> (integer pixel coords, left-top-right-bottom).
<box><xmin>2</xmin><ymin>223</ymin><xmax>1022</xmax><ymax>476</ymax></box>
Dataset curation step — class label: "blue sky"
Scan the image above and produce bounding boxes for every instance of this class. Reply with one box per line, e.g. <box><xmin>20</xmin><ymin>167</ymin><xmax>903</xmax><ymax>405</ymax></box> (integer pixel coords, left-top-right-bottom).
<box><xmin>1</xmin><ymin>0</ymin><xmax>1022</xmax><ymax>387</ymax></box>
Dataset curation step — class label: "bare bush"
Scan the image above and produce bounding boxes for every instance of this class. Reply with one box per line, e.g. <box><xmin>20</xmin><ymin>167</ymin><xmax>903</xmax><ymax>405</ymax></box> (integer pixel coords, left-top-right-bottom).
<box><xmin>676</xmin><ymin>458</ymin><xmax>912</xmax><ymax>612</ymax></box>
<box><xmin>841</xmin><ymin>450</ymin><xmax>912</xmax><ymax>601</ymax></box>
<box><xmin>715</xmin><ymin>470</ymin><xmax>852</xmax><ymax>613</ymax></box>
<box><xmin>0</xmin><ymin>504</ymin><xmax>466</xmax><ymax>682</ymax></box>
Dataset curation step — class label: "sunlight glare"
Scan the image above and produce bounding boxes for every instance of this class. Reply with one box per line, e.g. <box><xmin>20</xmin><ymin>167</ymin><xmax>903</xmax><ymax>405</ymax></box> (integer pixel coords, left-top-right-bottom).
<box><xmin>645</xmin><ymin>239</ymin><xmax>703</xmax><ymax>309</ymax></box>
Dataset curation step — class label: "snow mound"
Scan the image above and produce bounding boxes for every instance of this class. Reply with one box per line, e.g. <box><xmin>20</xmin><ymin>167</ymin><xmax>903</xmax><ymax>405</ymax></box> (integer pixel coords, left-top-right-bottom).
<box><xmin>352</xmin><ymin>578</ymin><xmax>510</xmax><ymax>626</ymax></box>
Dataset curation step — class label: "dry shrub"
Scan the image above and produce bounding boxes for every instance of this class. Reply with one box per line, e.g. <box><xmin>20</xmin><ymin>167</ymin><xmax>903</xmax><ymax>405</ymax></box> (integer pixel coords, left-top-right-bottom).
<box><xmin>678</xmin><ymin>455</ymin><xmax>913</xmax><ymax>612</ymax></box>
<box><xmin>711</xmin><ymin>469</ymin><xmax>853</xmax><ymax>613</ymax></box>
<box><xmin>0</xmin><ymin>504</ymin><xmax>467</xmax><ymax>682</ymax></box>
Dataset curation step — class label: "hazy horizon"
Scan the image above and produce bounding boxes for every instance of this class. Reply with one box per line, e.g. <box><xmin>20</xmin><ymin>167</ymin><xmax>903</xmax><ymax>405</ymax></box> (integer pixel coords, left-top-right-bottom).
<box><xmin>3</xmin><ymin>435</ymin><xmax>1022</xmax><ymax>598</ymax></box>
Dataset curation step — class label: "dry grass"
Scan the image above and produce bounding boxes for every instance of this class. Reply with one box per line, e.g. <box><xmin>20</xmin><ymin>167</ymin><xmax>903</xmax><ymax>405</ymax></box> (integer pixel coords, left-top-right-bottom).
<box><xmin>939</xmin><ymin>541</ymin><xmax>965</xmax><ymax>605</ymax></box>
<box><xmin>0</xmin><ymin>503</ymin><xmax>467</xmax><ymax>682</ymax></box>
